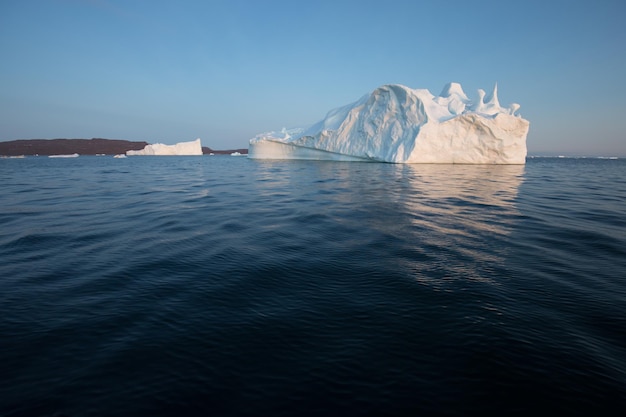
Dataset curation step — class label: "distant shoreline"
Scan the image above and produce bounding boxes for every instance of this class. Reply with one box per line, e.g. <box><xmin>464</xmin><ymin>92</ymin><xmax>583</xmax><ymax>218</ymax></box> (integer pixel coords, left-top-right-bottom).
<box><xmin>0</xmin><ymin>138</ymin><xmax>247</xmax><ymax>156</ymax></box>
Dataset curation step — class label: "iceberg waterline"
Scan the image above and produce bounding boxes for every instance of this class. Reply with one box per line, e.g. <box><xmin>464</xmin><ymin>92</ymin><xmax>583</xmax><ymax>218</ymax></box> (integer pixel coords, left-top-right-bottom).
<box><xmin>249</xmin><ymin>83</ymin><xmax>529</xmax><ymax>164</ymax></box>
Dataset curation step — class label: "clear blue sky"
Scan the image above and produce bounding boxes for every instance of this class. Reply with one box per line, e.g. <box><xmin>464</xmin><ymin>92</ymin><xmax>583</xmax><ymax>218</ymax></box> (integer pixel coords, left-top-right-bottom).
<box><xmin>1</xmin><ymin>0</ymin><xmax>625</xmax><ymax>155</ymax></box>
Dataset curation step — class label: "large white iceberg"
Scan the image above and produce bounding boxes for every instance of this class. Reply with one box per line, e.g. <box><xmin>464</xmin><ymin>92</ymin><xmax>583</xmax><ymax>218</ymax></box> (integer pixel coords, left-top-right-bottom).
<box><xmin>249</xmin><ymin>83</ymin><xmax>529</xmax><ymax>164</ymax></box>
<box><xmin>127</xmin><ymin>138</ymin><xmax>203</xmax><ymax>156</ymax></box>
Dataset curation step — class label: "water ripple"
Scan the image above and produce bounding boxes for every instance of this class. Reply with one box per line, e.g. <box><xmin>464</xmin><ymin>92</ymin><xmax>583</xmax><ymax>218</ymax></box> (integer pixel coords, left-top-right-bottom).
<box><xmin>1</xmin><ymin>156</ymin><xmax>625</xmax><ymax>416</ymax></box>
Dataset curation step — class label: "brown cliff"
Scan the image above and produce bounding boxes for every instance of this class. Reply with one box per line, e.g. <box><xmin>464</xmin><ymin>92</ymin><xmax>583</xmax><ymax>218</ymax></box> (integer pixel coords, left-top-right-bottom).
<box><xmin>201</xmin><ymin>146</ymin><xmax>248</xmax><ymax>155</ymax></box>
<box><xmin>0</xmin><ymin>139</ymin><xmax>149</xmax><ymax>156</ymax></box>
<box><xmin>0</xmin><ymin>139</ymin><xmax>248</xmax><ymax>156</ymax></box>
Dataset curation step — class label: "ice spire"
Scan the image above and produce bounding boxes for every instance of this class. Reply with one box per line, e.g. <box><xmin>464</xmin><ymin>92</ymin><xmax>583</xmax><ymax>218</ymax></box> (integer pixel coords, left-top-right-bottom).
<box><xmin>484</xmin><ymin>83</ymin><xmax>500</xmax><ymax>109</ymax></box>
<box><xmin>469</xmin><ymin>89</ymin><xmax>487</xmax><ymax>113</ymax></box>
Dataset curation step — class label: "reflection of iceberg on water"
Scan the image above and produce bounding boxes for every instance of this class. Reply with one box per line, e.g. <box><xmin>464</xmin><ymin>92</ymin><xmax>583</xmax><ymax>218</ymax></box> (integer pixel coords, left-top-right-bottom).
<box><xmin>126</xmin><ymin>138</ymin><xmax>203</xmax><ymax>156</ymax></box>
<box><xmin>249</xmin><ymin>83</ymin><xmax>529</xmax><ymax>164</ymax></box>
<box><xmin>395</xmin><ymin>164</ymin><xmax>525</xmax><ymax>286</ymax></box>
<box><xmin>401</xmin><ymin>164</ymin><xmax>524</xmax><ymax>225</ymax></box>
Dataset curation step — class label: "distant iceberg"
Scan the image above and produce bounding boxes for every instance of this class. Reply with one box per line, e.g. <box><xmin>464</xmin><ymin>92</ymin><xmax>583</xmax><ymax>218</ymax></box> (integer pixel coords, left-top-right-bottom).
<box><xmin>127</xmin><ymin>138</ymin><xmax>203</xmax><ymax>156</ymax></box>
<box><xmin>49</xmin><ymin>153</ymin><xmax>79</xmax><ymax>158</ymax></box>
<box><xmin>249</xmin><ymin>83</ymin><xmax>529</xmax><ymax>164</ymax></box>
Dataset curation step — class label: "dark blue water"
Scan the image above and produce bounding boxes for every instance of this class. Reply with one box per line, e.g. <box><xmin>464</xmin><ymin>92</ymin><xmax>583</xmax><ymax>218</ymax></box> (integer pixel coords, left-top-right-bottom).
<box><xmin>1</xmin><ymin>156</ymin><xmax>625</xmax><ymax>416</ymax></box>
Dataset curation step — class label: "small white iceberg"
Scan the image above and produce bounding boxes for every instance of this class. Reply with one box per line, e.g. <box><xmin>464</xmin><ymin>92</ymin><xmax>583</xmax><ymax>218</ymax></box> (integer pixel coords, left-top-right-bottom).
<box><xmin>126</xmin><ymin>138</ymin><xmax>202</xmax><ymax>156</ymax></box>
<box><xmin>49</xmin><ymin>153</ymin><xmax>79</xmax><ymax>158</ymax></box>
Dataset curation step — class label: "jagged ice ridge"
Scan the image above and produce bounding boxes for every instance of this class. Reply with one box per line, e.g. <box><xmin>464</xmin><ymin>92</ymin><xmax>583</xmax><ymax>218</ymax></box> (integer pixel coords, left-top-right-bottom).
<box><xmin>249</xmin><ymin>83</ymin><xmax>529</xmax><ymax>164</ymax></box>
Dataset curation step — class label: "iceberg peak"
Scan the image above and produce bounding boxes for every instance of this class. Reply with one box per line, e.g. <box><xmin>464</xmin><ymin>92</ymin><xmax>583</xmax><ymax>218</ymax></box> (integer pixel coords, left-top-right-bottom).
<box><xmin>485</xmin><ymin>83</ymin><xmax>499</xmax><ymax>105</ymax></box>
<box><xmin>439</xmin><ymin>82</ymin><xmax>469</xmax><ymax>101</ymax></box>
<box><xmin>249</xmin><ymin>82</ymin><xmax>529</xmax><ymax>164</ymax></box>
<box><xmin>482</xmin><ymin>83</ymin><xmax>501</xmax><ymax>113</ymax></box>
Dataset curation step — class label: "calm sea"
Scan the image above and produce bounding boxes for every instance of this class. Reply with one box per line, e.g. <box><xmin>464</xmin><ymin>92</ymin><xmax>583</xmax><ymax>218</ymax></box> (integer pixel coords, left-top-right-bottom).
<box><xmin>1</xmin><ymin>156</ymin><xmax>625</xmax><ymax>416</ymax></box>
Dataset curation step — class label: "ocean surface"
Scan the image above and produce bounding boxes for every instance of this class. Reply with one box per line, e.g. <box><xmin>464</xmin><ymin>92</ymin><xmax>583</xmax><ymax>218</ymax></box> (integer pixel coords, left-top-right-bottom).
<box><xmin>1</xmin><ymin>155</ymin><xmax>625</xmax><ymax>416</ymax></box>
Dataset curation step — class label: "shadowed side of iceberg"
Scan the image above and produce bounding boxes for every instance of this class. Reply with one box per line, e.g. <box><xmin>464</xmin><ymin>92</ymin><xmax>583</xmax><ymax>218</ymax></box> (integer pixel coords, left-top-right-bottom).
<box><xmin>248</xmin><ymin>139</ymin><xmax>370</xmax><ymax>161</ymax></box>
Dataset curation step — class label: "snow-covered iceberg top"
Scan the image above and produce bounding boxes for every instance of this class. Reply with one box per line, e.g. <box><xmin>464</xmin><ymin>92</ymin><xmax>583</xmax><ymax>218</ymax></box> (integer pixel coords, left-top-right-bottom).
<box><xmin>249</xmin><ymin>83</ymin><xmax>529</xmax><ymax>164</ymax></box>
<box><xmin>127</xmin><ymin>138</ymin><xmax>203</xmax><ymax>156</ymax></box>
